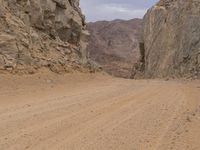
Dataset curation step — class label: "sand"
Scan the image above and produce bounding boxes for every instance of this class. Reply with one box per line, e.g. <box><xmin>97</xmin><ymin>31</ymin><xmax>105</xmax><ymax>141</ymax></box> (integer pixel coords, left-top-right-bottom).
<box><xmin>0</xmin><ymin>71</ymin><xmax>200</xmax><ymax>150</ymax></box>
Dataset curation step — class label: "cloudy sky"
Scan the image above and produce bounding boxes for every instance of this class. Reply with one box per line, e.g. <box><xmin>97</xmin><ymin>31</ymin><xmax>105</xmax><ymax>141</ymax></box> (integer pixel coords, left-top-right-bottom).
<box><xmin>80</xmin><ymin>0</ymin><xmax>158</xmax><ymax>22</ymax></box>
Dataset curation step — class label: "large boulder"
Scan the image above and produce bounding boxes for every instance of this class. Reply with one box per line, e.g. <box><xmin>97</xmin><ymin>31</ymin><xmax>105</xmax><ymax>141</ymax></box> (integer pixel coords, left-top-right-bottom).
<box><xmin>0</xmin><ymin>0</ymin><xmax>89</xmax><ymax>74</ymax></box>
<box><xmin>136</xmin><ymin>0</ymin><xmax>200</xmax><ymax>79</ymax></box>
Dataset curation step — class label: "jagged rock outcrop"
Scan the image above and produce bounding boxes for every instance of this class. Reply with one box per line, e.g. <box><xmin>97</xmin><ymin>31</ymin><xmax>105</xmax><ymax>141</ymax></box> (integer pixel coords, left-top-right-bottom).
<box><xmin>87</xmin><ymin>19</ymin><xmax>142</xmax><ymax>78</ymax></box>
<box><xmin>135</xmin><ymin>0</ymin><xmax>200</xmax><ymax>79</ymax></box>
<box><xmin>0</xmin><ymin>0</ymin><xmax>89</xmax><ymax>74</ymax></box>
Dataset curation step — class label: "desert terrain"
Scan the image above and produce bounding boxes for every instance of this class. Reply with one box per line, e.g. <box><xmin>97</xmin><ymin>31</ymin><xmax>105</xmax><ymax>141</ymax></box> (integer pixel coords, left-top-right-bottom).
<box><xmin>1</xmin><ymin>0</ymin><xmax>200</xmax><ymax>150</ymax></box>
<box><xmin>0</xmin><ymin>71</ymin><xmax>200</xmax><ymax>150</ymax></box>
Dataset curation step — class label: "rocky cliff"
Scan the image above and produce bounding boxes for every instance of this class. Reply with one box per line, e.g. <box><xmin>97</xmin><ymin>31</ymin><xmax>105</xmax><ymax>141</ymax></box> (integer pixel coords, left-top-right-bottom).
<box><xmin>0</xmin><ymin>0</ymin><xmax>89</xmax><ymax>74</ymax></box>
<box><xmin>135</xmin><ymin>0</ymin><xmax>200</xmax><ymax>79</ymax></box>
<box><xmin>87</xmin><ymin>19</ymin><xmax>142</xmax><ymax>78</ymax></box>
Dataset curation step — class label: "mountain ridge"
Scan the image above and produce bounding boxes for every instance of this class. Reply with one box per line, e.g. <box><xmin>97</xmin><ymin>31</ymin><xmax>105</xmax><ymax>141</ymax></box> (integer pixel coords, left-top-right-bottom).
<box><xmin>87</xmin><ymin>18</ymin><xmax>142</xmax><ymax>78</ymax></box>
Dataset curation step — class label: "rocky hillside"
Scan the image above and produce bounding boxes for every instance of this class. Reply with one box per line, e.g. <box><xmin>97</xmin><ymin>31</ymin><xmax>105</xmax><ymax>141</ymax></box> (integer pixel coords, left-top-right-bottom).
<box><xmin>0</xmin><ymin>0</ymin><xmax>89</xmax><ymax>74</ymax></box>
<box><xmin>87</xmin><ymin>19</ymin><xmax>142</xmax><ymax>78</ymax></box>
<box><xmin>135</xmin><ymin>0</ymin><xmax>200</xmax><ymax>79</ymax></box>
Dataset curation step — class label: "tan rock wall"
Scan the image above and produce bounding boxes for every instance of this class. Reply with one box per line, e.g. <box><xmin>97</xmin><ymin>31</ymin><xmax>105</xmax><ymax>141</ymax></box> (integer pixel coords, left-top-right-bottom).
<box><xmin>138</xmin><ymin>0</ymin><xmax>200</xmax><ymax>79</ymax></box>
<box><xmin>0</xmin><ymin>0</ymin><xmax>89</xmax><ymax>73</ymax></box>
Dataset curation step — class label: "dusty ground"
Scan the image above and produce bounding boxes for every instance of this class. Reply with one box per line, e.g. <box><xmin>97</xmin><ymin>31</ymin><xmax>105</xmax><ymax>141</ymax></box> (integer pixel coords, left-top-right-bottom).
<box><xmin>0</xmin><ymin>71</ymin><xmax>200</xmax><ymax>150</ymax></box>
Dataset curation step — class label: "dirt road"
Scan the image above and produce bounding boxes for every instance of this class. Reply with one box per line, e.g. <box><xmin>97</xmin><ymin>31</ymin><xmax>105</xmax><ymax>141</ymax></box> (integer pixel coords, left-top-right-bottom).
<box><xmin>0</xmin><ymin>72</ymin><xmax>200</xmax><ymax>150</ymax></box>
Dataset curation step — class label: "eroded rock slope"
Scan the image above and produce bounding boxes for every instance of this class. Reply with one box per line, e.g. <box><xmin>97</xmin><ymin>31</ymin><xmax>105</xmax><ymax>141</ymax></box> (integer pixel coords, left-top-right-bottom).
<box><xmin>0</xmin><ymin>0</ymin><xmax>89</xmax><ymax>74</ymax></box>
<box><xmin>136</xmin><ymin>0</ymin><xmax>200</xmax><ymax>79</ymax></box>
<box><xmin>87</xmin><ymin>19</ymin><xmax>142</xmax><ymax>78</ymax></box>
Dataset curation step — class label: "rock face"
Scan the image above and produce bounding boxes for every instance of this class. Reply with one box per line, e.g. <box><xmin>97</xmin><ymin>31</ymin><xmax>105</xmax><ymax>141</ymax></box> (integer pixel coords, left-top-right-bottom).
<box><xmin>137</xmin><ymin>0</ymin><xmax>200</xmax><ymax>79</ymax></box>
<box><xmin>87</xmin><ymin>19</ymin><xmax>142</xmax><ymax>78</ymax></box>
<box><xmin>0</xmin><ymin>0</ymin><xmax>89</xmax><ymax>74</ymax></box>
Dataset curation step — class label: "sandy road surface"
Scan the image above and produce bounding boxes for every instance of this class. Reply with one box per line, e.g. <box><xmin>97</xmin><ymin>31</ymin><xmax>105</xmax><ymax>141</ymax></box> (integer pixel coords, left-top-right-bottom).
<box><xmin>0</xmin><ymin>72</ymin><xmax>200</xmax><ymax>150</ymax></box>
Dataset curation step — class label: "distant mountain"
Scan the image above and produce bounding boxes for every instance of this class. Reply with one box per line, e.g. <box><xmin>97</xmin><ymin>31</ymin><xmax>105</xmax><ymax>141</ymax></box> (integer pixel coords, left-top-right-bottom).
<box><xmin>87</xmin><ymin>19</ymin><xmax>142</xmax><ymax>78</ymax></box>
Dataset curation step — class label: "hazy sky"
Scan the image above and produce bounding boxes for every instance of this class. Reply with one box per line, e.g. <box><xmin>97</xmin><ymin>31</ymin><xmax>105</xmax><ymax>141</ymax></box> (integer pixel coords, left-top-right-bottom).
<box><xmin>80</xmin><ymin>0</ymin><xmax>158</xmax><ymax>22</ymax></box>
